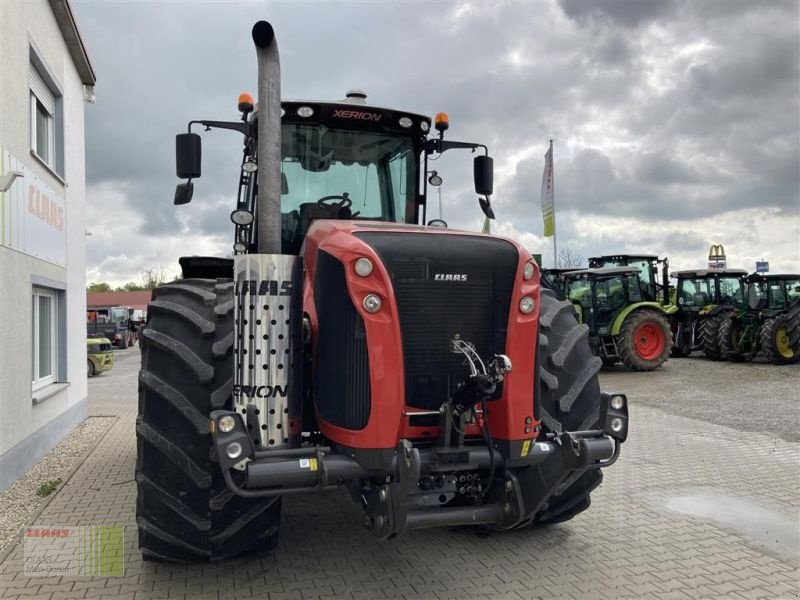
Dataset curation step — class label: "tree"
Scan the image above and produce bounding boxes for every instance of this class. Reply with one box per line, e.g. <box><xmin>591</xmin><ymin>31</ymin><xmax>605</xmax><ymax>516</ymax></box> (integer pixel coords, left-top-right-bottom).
<box><xmin>87</xmin><ymin>282</ymin><xmax>112</xmax><ymax>292</ymax></box>
<box><xmin>139</xmin><ymin>268</ymin><xmax>168</xmax><ymax>290</ymax></box>
<box><xmin>557</xmin><ymin>245</ymin><xmax>584</xmax><ymax>269</ymax></box>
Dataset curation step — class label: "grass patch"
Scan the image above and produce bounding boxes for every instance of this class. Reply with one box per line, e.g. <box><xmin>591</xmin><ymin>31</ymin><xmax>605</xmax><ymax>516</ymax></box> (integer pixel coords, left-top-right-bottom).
<box><xmin>36</xmin><ymin>478</ymin><xmax>63</xmax><ymax>497</ymax></box>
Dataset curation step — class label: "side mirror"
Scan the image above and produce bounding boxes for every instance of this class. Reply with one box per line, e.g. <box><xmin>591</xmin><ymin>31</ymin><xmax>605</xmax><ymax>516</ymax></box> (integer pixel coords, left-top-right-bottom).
<box><xmin>474</xmin><ymin>155</ymin><xmax>493</xmax><ymax>196</ymax></box>
<box><xmin>176</xmin><ymin>133</ymin><xmax>202</xmax><ymax>179</ymax></box>
<box><xmin>281</xmin><ymin>172</ymin><xmax>289</xmax><ymax>195</ymax></box>
<box><xmin>174</xmin><ymin>181</ymin><xmax>194</xmax><ymax>205</ymax></box>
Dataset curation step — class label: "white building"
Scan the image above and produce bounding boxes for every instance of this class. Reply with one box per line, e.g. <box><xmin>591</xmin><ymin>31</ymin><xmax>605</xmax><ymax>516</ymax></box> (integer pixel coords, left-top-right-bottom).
<box><xmin>0</xmin><ymin>0</ymin><xmax>96</xmax><ymax>491</ymax></box>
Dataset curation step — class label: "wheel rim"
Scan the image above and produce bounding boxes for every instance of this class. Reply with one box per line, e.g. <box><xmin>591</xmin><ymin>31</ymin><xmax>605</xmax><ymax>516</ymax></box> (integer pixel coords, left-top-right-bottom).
<box><xmin>634</xmin><ymin>322</ymin><xmax>665</xmax><ymax>360</ymax></box>
<box><xmin>775</xmin><ymin>324</ymin><xmax>793</xmax><ymax>359</ymax></box>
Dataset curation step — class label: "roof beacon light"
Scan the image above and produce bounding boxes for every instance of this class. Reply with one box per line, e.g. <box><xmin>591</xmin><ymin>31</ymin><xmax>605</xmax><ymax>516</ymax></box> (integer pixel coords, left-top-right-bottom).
<box><xmin>434</xmin><ymin>112</ymin><xmax>449</xmax><ymax>133</ymax></box>
<box><xmin>238</xmin><ymin>92</ymin><xmax>255</xmax><ymax>114</ymax></box>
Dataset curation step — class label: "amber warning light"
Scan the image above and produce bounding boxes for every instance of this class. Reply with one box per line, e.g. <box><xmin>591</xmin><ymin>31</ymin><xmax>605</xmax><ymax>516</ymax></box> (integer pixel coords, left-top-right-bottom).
<box><xmin>434</xmin><ymin>112</ymin><xmax>449</xmax><ymax>133</ymax></box>
<box><xmin>238</xmin><ymin>92</ymin><xmax>255</xmax><ymax>114</ymax></box>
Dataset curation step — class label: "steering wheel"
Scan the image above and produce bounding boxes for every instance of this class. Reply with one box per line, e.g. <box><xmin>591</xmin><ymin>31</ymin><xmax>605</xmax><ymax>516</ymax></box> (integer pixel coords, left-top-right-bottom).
<box><xmin>316</xmin><ymin>194</ymin><xmax>352</xmax><ymax>210</ymax></box>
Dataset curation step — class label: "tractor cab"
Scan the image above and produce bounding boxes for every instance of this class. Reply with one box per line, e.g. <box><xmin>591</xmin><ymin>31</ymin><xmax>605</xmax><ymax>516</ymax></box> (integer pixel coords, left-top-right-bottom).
<box><xmin>588</xmin><ymin>254</ymin><xmax>670</xmax><ymax>305</ymax></box>
<box><xmin>565</xmin><ymin>267</ymin><xmax>644</xmax><ymax>334</ymax></box>
<box><xmin>175</xmin><ymin>91</ymin><xmax>495</xmax><ymax>258</ymax></box>
<box><xmin>675</xmin><ymin>269</ymin><xmax>748</xmax><ymax>313</ymax></box>
<box><xmin>746</xmin><ymin>273</ymin><xmax>800</xmax><ymax>311</ymax></box>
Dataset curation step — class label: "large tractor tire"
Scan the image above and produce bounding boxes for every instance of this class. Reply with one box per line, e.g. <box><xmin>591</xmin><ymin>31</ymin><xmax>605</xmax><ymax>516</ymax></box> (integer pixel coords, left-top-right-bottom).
<box><xmin>136</xmin><ymin>279</ymin><xmax>281</xmax><ymax>562</ymax></box>
<box><xmin>718</xmin><ymin>316</ymin><xmax>750</xmax><ymax>362</ymax></box>
<box><xmin>535</xmin><ymin>289</ymin><xmax>604</xmax><ymax>525</ymax></box>
<box><xmin>701</xmin><ymin>311</ymin><xmax>730</xmax><ymax>360</ymax></box>
<box><xmin>616</xmin><ymin>309</ymin><xmax>672</xmax><ymax>371</ymax></box>
<box><xmin>760</xmin><ymin>308</ymin><xmax>800</xmax><ymax>365</ymax></box>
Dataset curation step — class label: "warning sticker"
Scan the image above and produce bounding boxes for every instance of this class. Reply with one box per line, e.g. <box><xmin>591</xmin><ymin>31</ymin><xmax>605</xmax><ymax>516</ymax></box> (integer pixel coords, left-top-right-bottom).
<box><xmin>299</xmin><ymin>458</ymin><xmax>319</xmax><ymax>472</ymax></box>
<box><xmin>521</xmin><ymin>440</ymin><xmax>531</xmax><ymax>456</ymax></box>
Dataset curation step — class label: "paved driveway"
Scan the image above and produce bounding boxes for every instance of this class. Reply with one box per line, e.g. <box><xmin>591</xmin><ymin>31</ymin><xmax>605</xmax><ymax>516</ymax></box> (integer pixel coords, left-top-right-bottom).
<box><xmin>1</xmin><ymin>351</ymin><xmax>798</xmax><ymax>599</ymax></box>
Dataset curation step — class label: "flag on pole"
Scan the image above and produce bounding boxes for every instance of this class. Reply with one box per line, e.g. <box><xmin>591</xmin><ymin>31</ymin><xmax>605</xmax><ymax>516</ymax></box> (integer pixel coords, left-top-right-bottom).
<box><xmin>482</xmin><ymin>216</ymin><xmax>491</xmax><ymax>234</ymax></box>
<box><xmin>541</xmin><ymin>141</ymin><xmax>555</xmax><ymax>237</ymax></box>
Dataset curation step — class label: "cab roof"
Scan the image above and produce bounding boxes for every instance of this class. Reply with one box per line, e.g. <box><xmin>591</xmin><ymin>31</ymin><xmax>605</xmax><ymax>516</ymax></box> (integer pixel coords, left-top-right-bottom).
<box><xmin>746</xmin><ymin>273</ymin><xmax>800</xmax><ymax>282</ymax></box>
<box><xmin>590</xmin><ymin>254</ymin><xmax>660</xmax><ymax>262</ymax></box>
<box><xmin>565</xmin><ymin>267</ymin><xmax>640</xmax><ymax>277</ymax></box>
<box><xmin>674</xmin><ymin>269</ymin><xmax>748</xmax><ymax>278</ymax></box>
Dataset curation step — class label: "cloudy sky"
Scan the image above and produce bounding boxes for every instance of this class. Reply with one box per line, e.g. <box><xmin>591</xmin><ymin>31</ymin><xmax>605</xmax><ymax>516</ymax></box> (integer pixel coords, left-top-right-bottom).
<box><xmin>74</xmin><ymin>0</ymin><xmax>799</xmax><ymax>286</ymax></box>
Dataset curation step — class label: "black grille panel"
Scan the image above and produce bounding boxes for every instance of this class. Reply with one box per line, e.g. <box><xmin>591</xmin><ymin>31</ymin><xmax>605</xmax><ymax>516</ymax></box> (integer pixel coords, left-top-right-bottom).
<box><xmin>313</xmin><ymin>250</ymin><xmax>371</xmax><ymax>429</ymax></box>
<box><xmin>357</xmin><ymin>232</ymin><xmax>518</xmax><ymax>410</ymax></box>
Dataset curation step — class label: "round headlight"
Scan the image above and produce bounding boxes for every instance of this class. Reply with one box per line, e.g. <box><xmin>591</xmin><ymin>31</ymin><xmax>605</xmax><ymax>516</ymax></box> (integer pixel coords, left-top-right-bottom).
<box><xmin>519</xmin><ymin>296</ymin><xmax>535</xmax><ymax>314</ymax></box>
<box><xmin>610</xmin><ymin>417</ymin><xmax>624</xmax><ymax>433</ymax></box>
<box><xmin>231</xmin><ymin>210</ymin><xmax>254</xmax><ymax>226</ymax></box>
<box><xmin>242</xmin><ymin>160</ymin><xmax>258</xmax><ymax>173</ymax></box>
<box><xmin>225</xmin><ymin>442</ymin><xmax>243</xmax><ymax>460</ymax></box>
<box><xmin>610</xmin><ymin>395</ymin><xmax>625</xmax><ymax>411</ymax></box>
<box><xmin>233</xmin><ymin>242</ymin><xmax>247</xmax><ymax>253</ymax></box>
<box><xmin>363</xmin><ymin>294</ymin><xmax>382</xmax><ymax>313</ymax></box>
<box><xmin>218</xmin><ymin>415</ymin><xmax>236</xmax><ymax>433</ymax></box>
<box><xmin>523</xmin><ymin>262</ymin><xmax>535</xmax><ymax>280</ymax></box>
<box><xmin>354</xmin><ymin>257</ymin><xmax>373</xmax><ymax>277</ymax></box>
<box><xmin>420</xmin><ymin>121</ymin><xmax>430</xmax><ymax>132</ymax></box>
<box><xmin>399</xmin><ymin>117</ymin><xmax>413</xmax><ymax>128</ymax></box>
<box><xmin>297</xmin><ymin>106</ymin><xmax>314</xmax><ymax>118</ymax></box>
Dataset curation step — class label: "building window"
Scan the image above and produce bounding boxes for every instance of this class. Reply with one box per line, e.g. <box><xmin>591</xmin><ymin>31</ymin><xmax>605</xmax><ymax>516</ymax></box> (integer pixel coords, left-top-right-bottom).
<box><xmin>32</xmin><ymin>288</ymin><xmax>58</xmax><ymax>388</ymax></box>
<box><xmin>32</xmin><ymin>96</ymin><xmax>54</xmax><ymax>164</ymax></box>
<box><xmin>29</xmin><ymin>48</ymin><xmax>64</xmax><ymax>177</ymax></box>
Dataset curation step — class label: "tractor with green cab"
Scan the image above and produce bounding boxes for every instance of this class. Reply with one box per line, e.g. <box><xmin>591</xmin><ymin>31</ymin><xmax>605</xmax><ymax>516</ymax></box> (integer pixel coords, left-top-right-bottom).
<box><xmin>717</xmin><ymin>273</ymin><xmax>800</xmax><ymax>364</ymax></box>
<box><xmin>588</xmin><ymin>254</ymin><xmax>670</xmax><ymax>306</ymax></box>
<box><xmin>563</xmin><ymin>267</ymin><xmax>676</xmax><ymax>370</ymax></box>
<box><xmin>671</xmin><ymin>269</ymin><xmax>748</xmax><ymax>359</ymax></box>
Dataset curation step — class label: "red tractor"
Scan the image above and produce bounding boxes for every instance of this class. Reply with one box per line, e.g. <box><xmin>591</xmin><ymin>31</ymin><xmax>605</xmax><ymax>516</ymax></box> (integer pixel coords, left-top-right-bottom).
<box><xmin>135</xmin><ymin>21</ymin><xmax>628</xmax><ymax>562</ymax></box>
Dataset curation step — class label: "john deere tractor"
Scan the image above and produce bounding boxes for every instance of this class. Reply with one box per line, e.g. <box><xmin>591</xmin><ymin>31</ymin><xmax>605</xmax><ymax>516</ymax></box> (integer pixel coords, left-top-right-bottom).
<box><xmin>134</xmin><ymin>21</ymin><xmax>628</xmax><ymax>563</ymax></box>
<box><xmin>718</xmin><ymin>273</ymin><xmax>800</xmax><ymax>363</ymax></box>
<box><xmin>671</xmin><ymin>269</ymin><xmax>748</xmax><ymax>358</ymax></box>
<box><xmin>563</xmin><ymin>267</ymin><xmax>676</xmax><ymax>370</ymax></box>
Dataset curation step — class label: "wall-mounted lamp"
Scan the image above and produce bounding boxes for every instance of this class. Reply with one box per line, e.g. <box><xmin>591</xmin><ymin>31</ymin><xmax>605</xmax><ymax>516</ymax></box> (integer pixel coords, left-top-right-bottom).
<box><xmin>0</xmin><ymin>171</ymin><xmax>24</xmax><ymax>193</ymax></box>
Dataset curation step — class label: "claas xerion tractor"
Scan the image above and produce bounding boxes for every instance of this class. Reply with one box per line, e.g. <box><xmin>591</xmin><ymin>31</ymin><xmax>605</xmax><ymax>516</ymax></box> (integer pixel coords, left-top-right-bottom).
<box><xmin>671</xmin><ymin>269</ymin><xmax>748</xmax><ymax>359</ymax></box>
<box><xmin>135</xmin><ymin>21</ymin><xmax>628</xmax><ymax>562</ymax></box>
<box><xmin>717</xmin><ymin>273</ymin><xmax>800</xmax><ymax>363</ymax></box>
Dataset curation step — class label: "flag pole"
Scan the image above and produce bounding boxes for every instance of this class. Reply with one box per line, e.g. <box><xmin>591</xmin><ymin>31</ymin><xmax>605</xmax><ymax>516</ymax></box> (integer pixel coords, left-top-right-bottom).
<box><xmin>550</xmin><ymin>139</ymin><xmax>557</xmax><ymax>267</ymax></box>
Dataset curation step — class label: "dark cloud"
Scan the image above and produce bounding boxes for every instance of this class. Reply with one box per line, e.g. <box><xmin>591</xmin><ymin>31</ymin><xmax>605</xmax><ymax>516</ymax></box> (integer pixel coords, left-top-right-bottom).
<box><xmin>559</xmin><ymin>0</ymin><xmax>677</xmax><ymax>28</ymax></box>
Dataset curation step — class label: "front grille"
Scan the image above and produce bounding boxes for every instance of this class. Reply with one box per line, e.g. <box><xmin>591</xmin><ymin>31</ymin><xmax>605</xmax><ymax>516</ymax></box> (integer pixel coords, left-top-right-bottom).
<box><xmin>313</xmin><ymin>250</ymin><xmax>371</xmax><ymax>430</ymax></box>
<box><xmin>357</xmin><ymin>232</ymin><xmax>518</xmax><ymax>410</ymax></box>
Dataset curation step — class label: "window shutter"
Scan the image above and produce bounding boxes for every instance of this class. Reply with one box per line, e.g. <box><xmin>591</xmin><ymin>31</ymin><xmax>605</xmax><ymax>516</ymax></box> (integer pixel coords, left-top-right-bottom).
<box><xmin>29</xmin><ymin>66</ymin><xmax>55</xmax><ymax>114</ymax></box>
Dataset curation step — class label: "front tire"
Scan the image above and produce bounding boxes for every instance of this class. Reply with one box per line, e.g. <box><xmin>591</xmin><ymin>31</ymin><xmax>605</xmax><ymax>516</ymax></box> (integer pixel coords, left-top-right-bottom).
<box><xmin>718</xmin><ymin>316</ymin><xmax>750</xmax><ymax>362</ymax></box>
<box><xmin>136</xmin><ymin>279</ymin><xmax>281</xmax><ymax>562</ymax></box>
<box><xmin>534</xmin><ymin>290</ymin><xmax>604</xmax><ymax>525</ymax></box>
<box><xmin>761</xmin><ymin>309</ymin><xmax>800</xmax><ymax>364</ymax></box>
<box><xmin>616</xmin><ymin>309</ymin><xmax>671</xmax><ymax>371</ymax></box>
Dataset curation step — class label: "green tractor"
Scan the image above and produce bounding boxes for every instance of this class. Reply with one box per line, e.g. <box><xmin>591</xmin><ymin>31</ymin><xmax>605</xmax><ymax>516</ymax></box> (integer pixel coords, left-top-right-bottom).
<box><xmin>718</xmin><ymin>273</ymin><xmax>800</xmax><ymax>363</ymax></box>
<box><xmin>563</xmin><ymin>267</ymin><xmax>676</xmax><ymax>370</ymax></box>
<box><xmin>671</xmin><ymin>269</ymin><xmax>748</xmax><ymax>359</ymax></box>
<box><xmin>588</xmin><ymin>254</ymin><xmax>671</xmax><ymax>306</ymax></box>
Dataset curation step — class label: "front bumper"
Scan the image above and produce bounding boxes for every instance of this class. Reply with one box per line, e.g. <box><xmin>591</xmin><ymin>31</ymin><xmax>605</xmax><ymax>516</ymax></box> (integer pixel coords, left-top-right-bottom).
<box><xmin>210</xmin><ymin>393</ymin><xmax>628</xmax><ymax>537</ymax></box>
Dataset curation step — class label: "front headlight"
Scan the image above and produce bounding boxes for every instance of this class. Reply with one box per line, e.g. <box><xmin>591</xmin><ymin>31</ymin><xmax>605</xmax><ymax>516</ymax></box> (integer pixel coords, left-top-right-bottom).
<box><xmin>519</xmin><ymin>296</ymin><xmax>535</xmax><ymax>314</ymax></box>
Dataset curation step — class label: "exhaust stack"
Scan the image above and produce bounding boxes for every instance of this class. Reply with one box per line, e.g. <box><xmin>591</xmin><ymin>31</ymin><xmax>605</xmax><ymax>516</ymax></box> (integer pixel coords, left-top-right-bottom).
<box><xmin>252</xmin><ymin>20</ymin><xmax>282</xmax><ymax>254</ymax></box>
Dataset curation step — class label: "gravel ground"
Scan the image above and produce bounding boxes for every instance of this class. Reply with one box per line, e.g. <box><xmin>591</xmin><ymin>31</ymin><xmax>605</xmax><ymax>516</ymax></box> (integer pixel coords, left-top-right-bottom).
<box><xmin>0</xmin><ymin>415</ymin><xmax>115</xmax><ymax>558</ymax></box>
<box><xmin>600</xmin><ymin>355</ymin><xmax>800</xmax><ymax>442</ymax></box>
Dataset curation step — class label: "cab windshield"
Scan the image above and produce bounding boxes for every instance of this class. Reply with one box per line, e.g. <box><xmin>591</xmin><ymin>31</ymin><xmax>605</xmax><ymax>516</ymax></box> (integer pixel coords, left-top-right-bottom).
<box><xmin>110</xmin><ymin>308</ymin><xmax>128</xmax><ymax>323</ymax></box>
<box><xmin>280</xmin><ymin>123</ymin><xmax>416</xmax><ymax>253</ymax></box>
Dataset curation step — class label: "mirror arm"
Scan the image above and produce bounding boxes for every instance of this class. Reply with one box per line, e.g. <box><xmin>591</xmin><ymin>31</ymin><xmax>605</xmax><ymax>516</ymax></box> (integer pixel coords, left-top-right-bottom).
<box><xmin>188</xmin><ymin>120</ymin><xmax>254</xmax><ymax>138</ymax></box>
<box><xmin>425</xmin><ymin>139</ymin><xmax>488</xmax><ymax>156</ymax></box>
